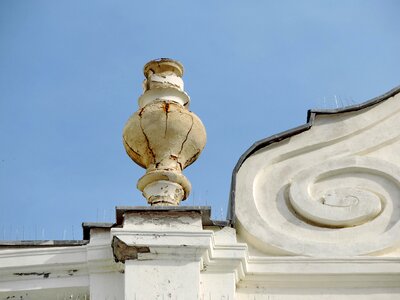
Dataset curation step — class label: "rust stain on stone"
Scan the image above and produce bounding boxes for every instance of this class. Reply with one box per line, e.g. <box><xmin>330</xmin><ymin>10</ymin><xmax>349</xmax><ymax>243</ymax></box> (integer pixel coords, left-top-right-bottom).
<box><xmin>163</xmin><ymin>102</ymin><xmax>170</xmax><ymax>113</ymax></box>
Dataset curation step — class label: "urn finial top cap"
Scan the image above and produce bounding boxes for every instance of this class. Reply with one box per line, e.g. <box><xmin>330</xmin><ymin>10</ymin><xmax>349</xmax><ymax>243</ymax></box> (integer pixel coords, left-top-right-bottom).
<box><xmin>143</xmin><ymin>58</ymin><xmax>184</xmax><ymax>78</ymax></box>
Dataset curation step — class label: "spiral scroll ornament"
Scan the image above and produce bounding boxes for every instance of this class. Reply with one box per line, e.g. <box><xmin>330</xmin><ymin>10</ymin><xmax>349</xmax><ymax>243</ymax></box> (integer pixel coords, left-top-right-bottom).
<box><xmin>235</xmin><ymin>90</ymin><xmax>400</xmax><ymax>256</ymax></box>
<box><xmin>237</xmin><ymin>155</ymin><xmax>400</xmax><ymax>256</ymax></box>
<box><xmin>289</xmin><ymin>157</ymin><xmax>385</xmax><ymax>228</ymax></box>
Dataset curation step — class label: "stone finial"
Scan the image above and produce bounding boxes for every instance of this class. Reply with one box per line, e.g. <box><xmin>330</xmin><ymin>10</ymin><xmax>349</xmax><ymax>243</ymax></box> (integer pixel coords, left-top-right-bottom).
<box><xmin>123</xmin><ymin>58</ymin><xmax>207</xmax><ymax>206</ymax></box>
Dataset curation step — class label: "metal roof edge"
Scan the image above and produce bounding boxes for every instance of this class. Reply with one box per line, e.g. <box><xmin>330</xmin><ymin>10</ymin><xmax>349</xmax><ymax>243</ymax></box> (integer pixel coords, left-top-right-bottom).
<box><xmin>0</xmin><ymin>240</ymin><xmax>88</xmax><ymax>248</ymax></box>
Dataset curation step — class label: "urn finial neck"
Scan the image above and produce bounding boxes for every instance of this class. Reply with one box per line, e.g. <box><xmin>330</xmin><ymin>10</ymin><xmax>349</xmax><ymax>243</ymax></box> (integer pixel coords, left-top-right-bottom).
<box><xmin>138</xmin><ymin>58</ymin><xmax>189</xmax><ymax>108</ymax></box>
<box><xmin>143</xmin><ymin>58</ymin><xmax>184</xmax><ymax>78</ymax></box>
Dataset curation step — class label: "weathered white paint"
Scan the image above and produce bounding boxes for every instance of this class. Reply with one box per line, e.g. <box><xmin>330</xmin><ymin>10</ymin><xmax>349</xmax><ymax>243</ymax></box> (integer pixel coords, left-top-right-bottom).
<box><xmin>200</xmin><ymin>272</ymin><xmax>236</xmax><ymax>300</ymax></box>
<box><xmin>89</xmin><ymin>272</ymin><xmax>124</xmax><ymax>300</ymax></box>
<box><xmin>125</xmin><ymin>259</ymin><xmax>200</xmax><ymax>299</ymax></box>
<box><xmin>236</xmin><ymin>288</ymin><xmax>400</xmax><ymax>300</ymax></box>
<box><xmin>0</xmin><ymin>287</ymin><xmax>90</xmax><ymax>300</ymax></box>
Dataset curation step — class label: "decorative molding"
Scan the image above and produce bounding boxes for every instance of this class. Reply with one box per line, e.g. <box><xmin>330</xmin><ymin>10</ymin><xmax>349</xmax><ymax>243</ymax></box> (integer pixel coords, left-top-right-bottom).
<box><xmin>234</xmin><ymin>90</ymin><xmax>400</xmax><ymax>256</ymax></box>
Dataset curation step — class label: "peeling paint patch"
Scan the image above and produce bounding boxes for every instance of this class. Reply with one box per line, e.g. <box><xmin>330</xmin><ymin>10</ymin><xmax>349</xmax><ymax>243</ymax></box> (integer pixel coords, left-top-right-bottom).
<box><xmin>67</xmin><ymin>269</ymin><xmax>78</xmax><ymax>276</ymax></box>
<box><xmin>112</xmin><ymin>236</ymin><xmax>150</xmax><ymax>263</ymax></box>
<box><xmin>13</xmin><ymin>272</ymin><xmax>50</xmax><ymax>278</ymax></box>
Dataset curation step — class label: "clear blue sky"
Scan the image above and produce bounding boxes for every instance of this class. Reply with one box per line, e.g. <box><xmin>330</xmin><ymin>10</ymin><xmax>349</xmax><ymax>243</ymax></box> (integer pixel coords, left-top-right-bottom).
<box><xmin>1</xmin><ymin>0</ymin><xmax>399</xmax><ymax>240</ymax></box>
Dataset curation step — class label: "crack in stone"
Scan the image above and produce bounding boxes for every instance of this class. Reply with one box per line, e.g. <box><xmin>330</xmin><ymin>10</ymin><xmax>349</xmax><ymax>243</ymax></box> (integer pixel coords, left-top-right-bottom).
<box><xmin>123</xmin><ymin>135</ymin><xmax>145</xmax><ymax>168</ymax></box>
<box><xmin>185</xmin><ymin>149</ymin><xmax>201</xmax><ymax>167</ymax></box>
<box><xmin>138</xmin><ymin>107</ymin><xmax>145</xmax><ymax>117</ymax></box>
<box><xmin>123</xmin><ymin>136</ymin><xmax>141</xmax><ymax>157</ymax></box>
<box><xmin>164</xmin><ymin>102</ymin><xmax>170</xmax><ymax>138</ymax></box>
<box><xmin>139</xmin><ymin>114</ymin><xmax>156</xmax><ymax>163</ymax></box>
<box><xmin>178</xmin><ymin>114</ymin><xmax>194</xmax><ymax>157</ymax></box>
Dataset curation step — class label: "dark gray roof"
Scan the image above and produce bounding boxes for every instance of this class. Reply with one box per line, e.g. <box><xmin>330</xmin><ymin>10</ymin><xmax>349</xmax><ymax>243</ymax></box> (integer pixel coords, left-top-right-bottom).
<box><xmin>82</xmin><ymin>222</ymin><xmax>114</xmax><ymax>240</ymax></box>
<box><xmin>228</xmin><ymin>85</ymin><xmax>400</xmax><ymax>224</ymax></box>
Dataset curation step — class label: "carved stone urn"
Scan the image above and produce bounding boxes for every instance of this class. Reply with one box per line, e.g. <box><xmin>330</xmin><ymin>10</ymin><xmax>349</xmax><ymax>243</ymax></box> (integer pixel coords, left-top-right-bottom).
<box><xmin>123</xmin><ymin>58</ymin><xmax>207</xmax><ymax>206</ymax></box>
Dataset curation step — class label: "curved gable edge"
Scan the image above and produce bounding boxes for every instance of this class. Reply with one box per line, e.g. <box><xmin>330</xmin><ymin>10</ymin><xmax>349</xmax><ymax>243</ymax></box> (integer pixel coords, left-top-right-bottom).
<box><xmin>227</xmin><ymin>84</ymin><xmax>400</xmax><ymax>225</ymax></box>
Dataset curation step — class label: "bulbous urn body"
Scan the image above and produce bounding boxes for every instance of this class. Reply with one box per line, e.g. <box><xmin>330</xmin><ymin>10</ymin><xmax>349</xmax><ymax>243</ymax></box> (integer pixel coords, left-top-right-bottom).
<box><xmin>123</xmin><ymin>59</ymin><xmax>206</xmax><ymax>206</ymax></box>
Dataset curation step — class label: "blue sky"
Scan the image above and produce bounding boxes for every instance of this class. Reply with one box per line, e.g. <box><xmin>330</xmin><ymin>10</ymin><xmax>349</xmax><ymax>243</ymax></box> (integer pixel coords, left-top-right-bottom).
<box><xmin>0</xmin><ymin>0</ymin><xmax>399</xmax><ymax>240</ymax></box>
